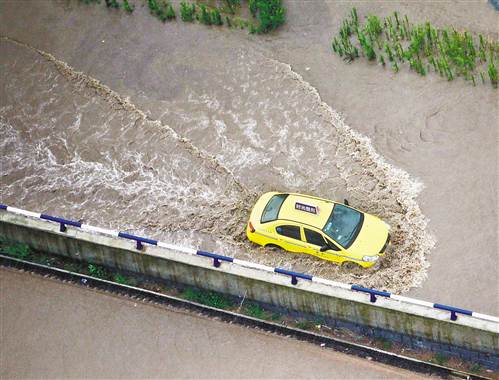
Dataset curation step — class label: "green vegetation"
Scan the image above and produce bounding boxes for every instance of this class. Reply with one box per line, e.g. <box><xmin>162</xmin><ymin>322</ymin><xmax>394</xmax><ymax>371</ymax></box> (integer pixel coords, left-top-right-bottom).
<box><xmin>295</xmin><ymin>320</ymin><xmax>314</xmax><ymax>330</ymax></box>
<box><xmin>431</xmin><ymin>352</ymin><xmax>448</xmax><ymax>366</ymax></box>
<box><xmin>165</xmin><ymin>3</ymin><xmax>176</xmax><ymax>20</ymax></box>
<box><xmin>181</xmin><ymin>287</ymin><xmax>235</xmax><ymax>309</ymax></box>
<box><xmin>123</xmin><ymin>0</ymin><xmax>134</xmax><ymax>13</ymax></box>
<box><xmin>180</xmin><ymin>2</ymin><xmax>196</xmax><ymax>22</ymax></box>
<box><xmin>382</xmin><ymin>340</ymin><xmax>393</xmax><ymax>350</ymax></box>
<box><xmin>0</xmin><ymin>240</ymin><xmax>30</xmax><ymax>259</ymax></box>
<box><xmin>331</xmin><ymin>8</ymin><xmax>499</xmax><ymax>87</ymax></box>
<box><xmin>270</xmin><ymin>312</ymin><xmax>282</xmax><ymax>321</ymax></box>
<box><xmin>199</xmin><ymin>5</ymin><xmax>212</xmax><ymax>25</ymax></box>
<box><xmin>88</xmin><ymin>263</ymin><xmax>110</xmax><ymax>279</ymax></box>
<box><xmin>469</xmin><ymin>363</ymin><xmax>482</xmax><ymax>373</ymax></box>
<box><xmin>196</xmin><ymin>5</ymin><xmax>222</xmax><ymax>26</ymax></box>
<box><xmin>113</xmin><ymin>273</ymin><xmax>129</xmax><ymax>284</ymax></box>
<box><xmin>0</xmin><ymin>237</ymin><xmax>132</xmax><ymax>284</ymax></box>
<box><xmin>488</xmin><ymin>61</ymin><xmax>498</xmax><ymax>88</ymax></box>
<box><xmin>224</xmin><ymin>0</ymin><xmax>240</xmax><ymax>14</ymax></box>
<box><xmin>211</xmin><ymin>8</ymin><xmax>223</xmax><ymax>26</ymax></box>
<box><xmin>148</xmin><ymin>0</ymin><xmax>175</xmax><ymax>22</ymax></box>
<box><xmin>79</xmin><ymin>0</ymin><xmax>285</xmax><ymax>34</ymax></box>
<box><xmin>248</xmin><ymin>0</ymin><xmax>285</xmax><ymax>33</ymax></box>
<box><xmin>376</xmin><ymin>338</ymin><xmax>393</xmax><ymax>350</ymax></box>
<box><xmin>104</xmin><ymin>0</ymin><xmax>120</xmax><ymax>8</ymax></box>
<box><xmin>243</xmin><ymin>302</ymin><xmax>266</xmax><ymax>318</ymax></box>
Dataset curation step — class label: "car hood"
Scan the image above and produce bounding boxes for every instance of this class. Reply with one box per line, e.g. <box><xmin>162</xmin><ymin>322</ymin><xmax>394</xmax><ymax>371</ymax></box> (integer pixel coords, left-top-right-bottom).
<box><xmin>348</xmin><ymin>213</ymin><xmax>389</xmax><ymax>255</ymax></box>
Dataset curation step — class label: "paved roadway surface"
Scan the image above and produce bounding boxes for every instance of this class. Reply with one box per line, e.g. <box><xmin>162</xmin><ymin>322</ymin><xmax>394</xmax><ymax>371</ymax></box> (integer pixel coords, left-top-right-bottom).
<box><xmin>0</xmin><ymin>268</ymin><xmax>430</xmax><ymax>379</ymax></box>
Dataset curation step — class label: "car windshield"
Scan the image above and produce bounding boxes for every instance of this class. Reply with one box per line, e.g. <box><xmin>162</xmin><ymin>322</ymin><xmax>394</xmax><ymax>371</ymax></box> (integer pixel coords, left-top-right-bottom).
<box><xmin>322</xmin><ymin>204</ymin><xmax>363</xmax><ymax>248</ymax></box>
<box><xmin>261</xmin><ymin>194</ymin><xmax>288</xmax><ymax>223</ymax></box>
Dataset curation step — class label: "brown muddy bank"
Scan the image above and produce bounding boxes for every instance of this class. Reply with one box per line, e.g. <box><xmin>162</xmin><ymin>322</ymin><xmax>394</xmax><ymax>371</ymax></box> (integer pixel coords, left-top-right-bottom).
<box><xmin>0</xmin><ymin>0</ymin><xmax>497</xmax><ymax>312</ymax></box>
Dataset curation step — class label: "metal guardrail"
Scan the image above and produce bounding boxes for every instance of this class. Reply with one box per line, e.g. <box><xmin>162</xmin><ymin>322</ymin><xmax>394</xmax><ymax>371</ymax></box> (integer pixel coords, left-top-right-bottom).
<box><xmin>274</xmin><ymin>268</ymin><xmax>313</xmax><ymax>285</ymax></box>
<box><xmin>196</xmin><ymin>250</ymin><xmax>234</xmax><ymax>268</ymax></box>
<box><xmin>434</xmin><ymin>303</ymin><xmax>474</xmax><ymax>321</ymax></box>
<box><xmin>1</xmin><ymin>204</ymin><xmax>498</xmax><ymax>324</ymax></box>
<box><xmin>351</xmin><ymin>285</ymin><xmax>391</xmax><ymax>303</ymax></box>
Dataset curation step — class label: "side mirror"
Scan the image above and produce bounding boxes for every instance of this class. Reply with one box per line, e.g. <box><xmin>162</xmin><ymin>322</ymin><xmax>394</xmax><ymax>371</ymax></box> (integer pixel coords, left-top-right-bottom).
<box><xmin>344</xmin><ymin>199</ymin><xmax>349</xmax><ymax>206</ymax></box>
<box><xmin>320</xmin><ymin>245</ymin><xmax>329</xmax><ymax>252</ymax></box>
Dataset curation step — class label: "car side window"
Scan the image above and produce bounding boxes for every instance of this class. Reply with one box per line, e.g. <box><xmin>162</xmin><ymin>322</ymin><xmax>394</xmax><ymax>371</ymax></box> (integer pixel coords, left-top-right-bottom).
<box><xmin>304</xmin><ymin>228</ymin><xmax>326</xmax><ymax>246</ymax></box>
<box><xmin>276</xmin><ymin>225</ymin><xmax>301</xmax><ymax>240</ymax></box>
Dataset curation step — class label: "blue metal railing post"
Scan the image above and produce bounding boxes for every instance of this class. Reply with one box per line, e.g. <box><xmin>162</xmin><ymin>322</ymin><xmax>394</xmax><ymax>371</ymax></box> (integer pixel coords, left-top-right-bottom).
<box><xmin>433</xmin><ymin>303</ymin><xmax>472</xmax><ymax>321</ymax></box>
<box><xmin>274</xmin><ymin>268</ymin><xmax>313</xmax><ymax>285</ymax></box>
<box><xmin>351</xmin><ymin>285</ymin><xmax>391</xmax><ymax>303</ymax></box>
<box><xmin>196</xmin><ymin>251</ymin><xmax>233</xmax><ymax>268</ymax></box>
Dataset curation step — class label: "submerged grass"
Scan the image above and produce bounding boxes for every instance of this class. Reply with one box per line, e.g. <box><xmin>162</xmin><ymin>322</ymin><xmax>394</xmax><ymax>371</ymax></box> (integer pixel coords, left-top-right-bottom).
<box><xmin>79</xmin><ymin>0</ymin><xmax>285</xmax><ymax>34</ymax></box>
<box><xmin>331</xmin><ymin>8</ymin><xmax>499</xmax><ymax>88</ymax></box>
<box><xmin>180</xmin><ymin>2</ymin><xmax>196</xmax><ymax>22</ymax></box>
<box><xmin>148</xmin><ymin>0</ymin><xmax>176</xmax><ymax>22</ymax></box>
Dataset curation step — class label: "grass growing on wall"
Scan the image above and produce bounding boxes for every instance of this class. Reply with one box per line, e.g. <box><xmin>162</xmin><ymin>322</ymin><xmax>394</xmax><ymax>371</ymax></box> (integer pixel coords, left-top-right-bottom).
<box><xmin>181</xmin><ymin>287</ymin><xmax>235</xmax><ymax>309</ymax></box>
<box><xmin>78</xmin><ymin>0</ymin><xmax>285</xmax><ymax>34</ymax></box>
<box><xmin>0</xmin><ymin>240</ymin><xmax>30</xmax><ymax>260</ymax></box>
<box><xmin>331</xmin><ymin>8</ymin><xmax>499</xmax><ymax>88</ymax></box>
<box><xmin>0</xmin><ymin>237</ymin><xmax>131</xmax><ymax>284</ymax></box>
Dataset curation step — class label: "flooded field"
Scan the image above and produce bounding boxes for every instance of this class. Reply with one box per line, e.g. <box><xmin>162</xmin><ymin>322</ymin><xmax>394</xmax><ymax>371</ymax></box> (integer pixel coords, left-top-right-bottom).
<box><xmin>0</xmin><ymin>0</ymin><xmax>496</xmax><ymax>306</ymax></box>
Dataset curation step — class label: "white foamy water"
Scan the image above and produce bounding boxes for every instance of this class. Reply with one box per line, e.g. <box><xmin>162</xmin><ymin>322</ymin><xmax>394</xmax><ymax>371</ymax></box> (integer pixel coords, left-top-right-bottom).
<box><xmin>0</xmin><ymin>36</ymin><xmax>434</xmax><ymax>292</ymax></box>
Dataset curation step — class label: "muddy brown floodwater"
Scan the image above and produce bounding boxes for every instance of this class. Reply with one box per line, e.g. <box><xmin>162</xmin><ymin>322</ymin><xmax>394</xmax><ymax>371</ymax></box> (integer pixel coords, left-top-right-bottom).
<box><xmin>0</xmin><ymin>1</ymin><xmax>497</xmax><ymax>313</ymax></box>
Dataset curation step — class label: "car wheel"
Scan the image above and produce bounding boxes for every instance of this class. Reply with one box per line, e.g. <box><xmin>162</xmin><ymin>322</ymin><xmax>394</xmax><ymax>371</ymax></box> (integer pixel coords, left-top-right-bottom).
<box><xmin>265</xmin><ymin>244</ymin><xmax>284</xmax><ymax>252</ymax></box>
<box><xmin>341</xmin><ymin>261</ymin><xmax>362</xmax><ymax>270</ymax></box>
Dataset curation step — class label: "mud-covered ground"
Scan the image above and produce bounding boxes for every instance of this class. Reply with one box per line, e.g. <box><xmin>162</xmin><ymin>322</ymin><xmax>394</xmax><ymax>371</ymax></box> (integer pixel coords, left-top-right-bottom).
<box><xmin>0</xmin><ymin>1</ymin><xmax>497</xmax><ymax>313</ymax></box>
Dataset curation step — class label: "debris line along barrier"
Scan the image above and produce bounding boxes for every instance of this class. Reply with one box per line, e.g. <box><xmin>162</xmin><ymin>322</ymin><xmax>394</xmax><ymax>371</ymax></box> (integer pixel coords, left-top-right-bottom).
<box><xmin>0</xmin><ymin>204</ymin><xmax>498</xmax><ymax>366</ymax></box>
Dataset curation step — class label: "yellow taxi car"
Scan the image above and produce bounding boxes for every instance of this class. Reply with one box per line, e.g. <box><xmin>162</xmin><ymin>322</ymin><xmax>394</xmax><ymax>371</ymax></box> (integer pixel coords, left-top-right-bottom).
<box><xmin>246</xmin><ymin>192</ymin><xmax>390</xmax><ymax>268</ymax></box>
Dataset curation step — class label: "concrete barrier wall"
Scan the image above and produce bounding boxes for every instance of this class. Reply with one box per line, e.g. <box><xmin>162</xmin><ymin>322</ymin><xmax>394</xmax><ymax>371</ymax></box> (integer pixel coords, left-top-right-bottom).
<box><xmin>1</xmin><ymin>209</ymin><xmax>498</xmax><ymax>360</ymax></box>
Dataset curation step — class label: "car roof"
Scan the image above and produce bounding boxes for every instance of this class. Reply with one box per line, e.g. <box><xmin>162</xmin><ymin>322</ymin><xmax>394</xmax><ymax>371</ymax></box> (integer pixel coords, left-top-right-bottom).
<box><xmin>277</xmin><ymin>193</ymin><xmax>335</xmax><ymax>230</ymax></box>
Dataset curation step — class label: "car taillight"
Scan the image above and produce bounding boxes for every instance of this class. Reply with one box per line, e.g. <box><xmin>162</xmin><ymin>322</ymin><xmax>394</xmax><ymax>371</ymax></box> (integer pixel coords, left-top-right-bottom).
<box><xmin>248</xmin><ymin>221</ymin><xmax>255</xmax><ymax>233</ymax></box>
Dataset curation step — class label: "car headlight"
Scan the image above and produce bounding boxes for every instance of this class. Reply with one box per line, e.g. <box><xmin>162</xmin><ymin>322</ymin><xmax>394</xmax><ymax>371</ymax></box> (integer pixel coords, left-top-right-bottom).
<box><xmin>362</xmin><ymin>255</ymin><xmax>379</xmax><ymax>262</ymax></box>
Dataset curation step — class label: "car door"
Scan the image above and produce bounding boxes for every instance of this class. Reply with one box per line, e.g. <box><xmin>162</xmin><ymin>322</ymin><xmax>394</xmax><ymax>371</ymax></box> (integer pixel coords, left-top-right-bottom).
<box><xmin>274</xmin><ymin>224</ymin><xmax>307</xmax><ymax>253</ymax></box>
<box><xmin>303</xmin><ymin>228</ymin><xmax>341</xmax><ymax>259</ymax></box>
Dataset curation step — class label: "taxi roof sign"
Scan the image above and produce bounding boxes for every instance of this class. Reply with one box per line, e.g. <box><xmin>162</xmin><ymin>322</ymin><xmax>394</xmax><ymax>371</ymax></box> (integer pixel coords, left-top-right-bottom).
<box><xmin>295</xmin><ymin>202</ymin><xmax>319</xmax><ymax>215</ymax></box>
